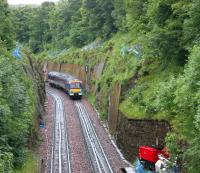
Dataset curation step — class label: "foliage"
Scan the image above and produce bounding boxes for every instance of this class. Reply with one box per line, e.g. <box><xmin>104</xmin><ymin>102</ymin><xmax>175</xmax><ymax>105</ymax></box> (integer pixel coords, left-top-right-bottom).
<box><xmin>111</xmin><ymin>0</ymin><xmax>126</xmax><ymax>31</ymax></box>
<box><xmin>0</xmin><ymin>151</ymin><xmax>14</xmax><ymax>173</ymax></box>
<box><xmin>10</xmin><ymin>0</ymin><xmax>198</xmax><ymax>65</ymax></box>
<box><xmin>0</xmin><ymin>0</ymin><xmax>15</xmax><ymax>49</ymax></box>
<box><xmin>183</xmin><ymin>0</ymin><xmax>200</xmax><ymax>49</ymax></box>
<box><xmin>12</xmin><ymin>0</ymin><xmax>116</xmax><ymax>51</ymax></box>
<box><xmin>0</xmin><ymin>47</ymin><xmax>36</xmax><ymax>171</ymax></box>
<box><xmin>15</xmin><ymin>152</ymin><xmax>38</xmax><ymax>173</ymax></box>
<box><xmin>119</xmin><ymin>44</ymin><xmax>199</xmax><ymax>172</ymax></box>
<box><xmin>12</xmin><ymin>6</ymin><xmax>33</xmax><ymax>43</ymax></box>
<box><xmin>152</xmin><ymin>46</ymin><xmax>200</xmax><ymax>171</ymax></box>
<box><xmin>29</xmin><ymin>2</ymin><xmax>55</xmax><ymax>53</ymax></box>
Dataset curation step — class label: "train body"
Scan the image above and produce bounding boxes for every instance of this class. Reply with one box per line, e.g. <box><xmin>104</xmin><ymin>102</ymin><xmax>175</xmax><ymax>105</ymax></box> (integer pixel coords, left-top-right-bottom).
<box><xmin>48</xmin><ymin>71</ymin><xmax>83</xmax><ymax>99</ymax></box>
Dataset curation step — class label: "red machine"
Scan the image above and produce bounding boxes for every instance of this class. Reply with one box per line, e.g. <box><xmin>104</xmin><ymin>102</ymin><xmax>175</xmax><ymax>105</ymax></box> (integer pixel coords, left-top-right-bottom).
<box><xmin>139</xmin><ymin>146</ymin><xmax>169</xmax><ymax>171</ymax></box>
<box><xmin>139</xmin><ymin>146</ymin><xmax>169</xmax><ymax>163</ymax></box>
<box><xmin>121</xmin><ymin>146</ymin><xmax>177</xmax><ymax>173</ymax></box>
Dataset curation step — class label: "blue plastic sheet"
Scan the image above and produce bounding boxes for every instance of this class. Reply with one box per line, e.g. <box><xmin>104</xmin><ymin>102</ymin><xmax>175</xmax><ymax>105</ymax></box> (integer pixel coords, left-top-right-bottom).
<box><xmin>39</xmin><ymin>120</ymin><xmax>45</xmax><ymax>128</ymax></box>
<box><xmin>120</xmin><ymin>44</ymin><xmax>142</xmax><ymax>58</ymax></box>
<box><xmin>12</xmin><ymin>47</ymin><xmax>22</xmax><ymax>60</ymax></box>
<box><xmin>135</xmin><ymin>159</ymin><xmax>153</xmax><ymax>173</ymax></box>
<box><xmin>135</xmin><ymin>159</ymin><xmax>179</xmax><ymax>173</ymax></box>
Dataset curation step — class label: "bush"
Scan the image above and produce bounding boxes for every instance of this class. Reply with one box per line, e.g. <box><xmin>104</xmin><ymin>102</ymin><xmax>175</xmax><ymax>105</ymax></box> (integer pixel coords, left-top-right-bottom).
<box><xmin>153</xmin><ymin>45</ymin><xmax>200</xmax><ymax>172</ymax></box>
<box><xmin>0</xmin><ymin>49</ymin><xmax>36</xmax><ymax>170</ymax></box>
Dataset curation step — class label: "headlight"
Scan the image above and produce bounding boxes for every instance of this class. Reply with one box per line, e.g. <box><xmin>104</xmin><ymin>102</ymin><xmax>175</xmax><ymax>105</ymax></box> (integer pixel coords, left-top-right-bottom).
<box><xmin>69</xmin><ymin>92</ymin><xmax>74</xmax><ymax>96</ymax></box>
<box><xmin>78</xmin><ymin>93</ymin><xmax>82</xmax><ymax>95</ymax></box>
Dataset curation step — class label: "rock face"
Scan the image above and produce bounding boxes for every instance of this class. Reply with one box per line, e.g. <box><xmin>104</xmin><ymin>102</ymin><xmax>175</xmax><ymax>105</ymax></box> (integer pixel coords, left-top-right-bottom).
<box><xmin>116</xmin><ymin>111</ymin><xmax>170</xmax><ymax>161</ymax></box>
<box><xmin>24</xmin><ymin>54</ymin><xmax>46</xmax><ymax>117</ymax></box>
<box><xmin>60</xmin><ymin>63</ymin><xmax>86</xmax><ymax>86</ymax></box>
<box><xmin>108</xmin><ymin>83</ymin><xmax>121</xmax><ymax>134</ymax></box>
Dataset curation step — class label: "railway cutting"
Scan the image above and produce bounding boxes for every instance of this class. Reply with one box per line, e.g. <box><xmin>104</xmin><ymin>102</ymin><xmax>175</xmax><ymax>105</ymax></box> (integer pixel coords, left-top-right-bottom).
<box><xmin>42</xmin><ymin>83</ymin><xmax>128</xmax><ymax>173</ymax></box>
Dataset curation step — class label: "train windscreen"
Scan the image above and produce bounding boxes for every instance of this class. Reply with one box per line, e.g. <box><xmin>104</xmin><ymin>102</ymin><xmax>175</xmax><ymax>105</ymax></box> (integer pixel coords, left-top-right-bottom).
<box><xmin>70</xmin><ymin>82</ymin><xmax>81</xmax><ymax>89</ymax></box>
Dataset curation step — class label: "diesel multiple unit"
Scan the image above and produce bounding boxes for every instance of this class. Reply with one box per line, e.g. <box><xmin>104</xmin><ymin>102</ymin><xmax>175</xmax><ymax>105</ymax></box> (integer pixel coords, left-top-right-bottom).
<box><xmin>48</xmin><ymin>71</ymin><xmax>83</xmax><ymax>99</ymax></box>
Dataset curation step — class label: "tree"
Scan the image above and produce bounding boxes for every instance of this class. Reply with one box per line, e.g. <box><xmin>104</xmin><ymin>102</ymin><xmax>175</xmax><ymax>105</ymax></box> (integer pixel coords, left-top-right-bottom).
<box><xmin>144</xmin><ymin>0</ymin><xmax>189</xmax><ymax>65</ymax></box>
<box><xmin>29</xmin><ymin>2</ymin><xmax>55</xmax><ymax>53</ymax></box>
<box><xmin>183</xmin><ymin>0</ymin><xmax>200</xmax><ymax>49</ymax></box>
<box><xmin>12</xmin><ymin>6</ymin><xmax>34</xmax><ymax>43</ymax></box>
<box><xmin>49</xmin><ymin>0</ymin><xmax>82</xmax><ymax>48</ymax></box>
<box><xmin>125</xmin><ymin>0</ymin><xmax>148</xmax><ymax>31</ymax></box>
<box><xmin>153</xmin><ymin>45</ymin><xmax>200</xmax><ymax>172</ymax></box>
<box><xmin>112</xmin><ymin>0</ymin><xmax>127</xmax><ymax>31</ymax></box>
<box><xmin>0</xmin><ymin>0</ymin><xmax>15</xmax><ymax>49</ymax></box>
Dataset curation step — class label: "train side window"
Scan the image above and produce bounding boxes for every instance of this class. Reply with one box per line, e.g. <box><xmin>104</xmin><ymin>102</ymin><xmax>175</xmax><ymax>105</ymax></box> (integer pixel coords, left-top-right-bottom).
<box><xmin>66</xmin><ymin>84</ymin><xmax>70</xmax><ymax>89</ymax></box>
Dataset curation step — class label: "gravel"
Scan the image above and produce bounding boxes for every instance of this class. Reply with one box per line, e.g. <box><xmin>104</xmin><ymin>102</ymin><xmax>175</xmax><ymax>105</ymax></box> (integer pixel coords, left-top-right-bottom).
<box><xmin>49</xmin><ymin>87</ymin><xmax>92</xmax><ymax>173</ymax></box>
<box><xmin>81</xmin><ymin>98</ymin><xmax>129</xmax><ymax>172</ymax></box>
<box><xmin>39</xmin><ymin>85</ymin><xmax>129</xmax><ymax>173</ymax></box>
<box><xmin>38</xmin><ymin>94</ymin><xmax>55</xmax><ymax>173</ymax></box>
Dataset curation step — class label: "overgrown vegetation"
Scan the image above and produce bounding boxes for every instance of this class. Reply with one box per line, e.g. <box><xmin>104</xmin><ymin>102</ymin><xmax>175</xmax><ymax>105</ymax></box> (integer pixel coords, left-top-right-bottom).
<box><xmin>15</xmin><ymin>152</ymin><xmax>38</xmax><ymax>173</ymax></box>
<box><xmin>0</xmin><ymin>0</ymin><xmax>199</xmax><ymax>172</ymax></box>
<box><xmin>0</xmin><ymin>46</ymin><xmax>37</xmax><ymax>172</ymax></box>
<box><xmin>0</xmin><ymin>1</ymin><xmax>43</xmax><ymax>172</ymax></box>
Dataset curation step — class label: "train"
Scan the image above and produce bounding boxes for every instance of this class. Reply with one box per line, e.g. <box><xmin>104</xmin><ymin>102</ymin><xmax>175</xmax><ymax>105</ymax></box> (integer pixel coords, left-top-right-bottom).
<box><xmin>48</xmin><ymin>71</ymin><xmax>83</xmax><ymax>99</ymax></box>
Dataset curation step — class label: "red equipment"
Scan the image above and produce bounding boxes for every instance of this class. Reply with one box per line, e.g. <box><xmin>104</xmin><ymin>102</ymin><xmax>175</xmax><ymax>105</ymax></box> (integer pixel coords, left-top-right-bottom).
<box><xmin>139</xmin><ymin>146</ymin><xmax>169</xmax><ymax>164</ymax></box>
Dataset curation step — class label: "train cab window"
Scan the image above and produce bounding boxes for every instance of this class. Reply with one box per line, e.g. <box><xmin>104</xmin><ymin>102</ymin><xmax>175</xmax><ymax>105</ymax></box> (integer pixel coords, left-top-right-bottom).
<box><xmin>70</xmin><ymin>83</ymin><xmax>81</xmax><ymax>89</ymax></box>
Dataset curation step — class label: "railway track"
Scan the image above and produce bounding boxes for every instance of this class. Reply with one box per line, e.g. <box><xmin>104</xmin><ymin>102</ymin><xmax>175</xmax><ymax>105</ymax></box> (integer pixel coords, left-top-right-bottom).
<box><xmin>47</xmin><ymin>90</ymin><xmax>71</xmax><ymax>173</ymax></box>
<box><xmin>75</xmin><ymin>101</ymin><xmax>114</xmax><ymax>173</ymax></box>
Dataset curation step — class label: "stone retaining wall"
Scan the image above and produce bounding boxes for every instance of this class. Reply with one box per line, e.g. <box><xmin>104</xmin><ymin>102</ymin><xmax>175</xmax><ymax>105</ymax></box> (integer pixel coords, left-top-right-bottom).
<box><xmin>116</xmin><ymin>111</ymin><xmax>170</xmax><ymax>161</ymax></box>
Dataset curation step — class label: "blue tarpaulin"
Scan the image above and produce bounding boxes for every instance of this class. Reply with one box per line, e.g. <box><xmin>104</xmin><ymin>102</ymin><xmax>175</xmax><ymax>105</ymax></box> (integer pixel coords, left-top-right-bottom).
<box><xmin>135</xmin><ymin>159</ymin><xmax>153</xmax><ymax>173</ymax></box>
<box><xmin>120</xmin><ymin>44</ymin><xmax>142</xmax><ymax>59</ymax></box>
<box><xmin>135</xmin><ymin>159</ymin><xmax>179</xmax><ymax>173</ymax></box>
<box><xmin>12</xmin><ymin>47</ymin><xmax>22</xmax><ymax>60</ymax></box>
<box><xmin>39</xmin><ymin>120</ymin><xmax>45</xmax><ymax>128</ymax></box>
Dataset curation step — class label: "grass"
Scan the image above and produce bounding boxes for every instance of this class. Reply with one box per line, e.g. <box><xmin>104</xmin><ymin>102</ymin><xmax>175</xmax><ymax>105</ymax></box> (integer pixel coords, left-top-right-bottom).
<box><xmin>119</xmin><ymin>99</ymin><xmax>146</xmax><ymax>119</ymax></box>
<box><xmin>119</xmin><ymin>62</ymin><xmax>183</xmax><ymax>119</ymax></box>
<box><xmin>87</xmin><ymin>93</ymin><xmax>96</xmax><ymax>106</ymax></box>
<box><xmin>15</xmin><ymin>152</ymin><xmax>38</xmax><ymax>173</ymax></box>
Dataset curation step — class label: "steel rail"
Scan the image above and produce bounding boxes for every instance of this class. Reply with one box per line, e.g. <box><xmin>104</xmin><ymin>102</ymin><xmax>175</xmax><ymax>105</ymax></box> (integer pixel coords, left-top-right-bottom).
<box><xmin>47</xmin><ymin>89</ymin><xmax>71</xmax><ymax>173</ymax></box>
<box><xmin>59</xmin><ymin>95</ymin><xmax>72</xmax><ymax>173</ymax></box>
<box><xmin>78</xmin><ymin>103</ymin><xmax>111</xmax><ymax>172</ymax></box>
<box><xmin>81</xmin><ymin>104</ymin><xmax>113</xmax><ymax>172</ymax></box>
<box><xmin>49</xmin><ymin>94</ymin><xmax>55</xmax><ymax>173</ymax></box>
<box><xmin>76</xmin><ymin>102</ymin><xmax>102</xmax><ymax>173</ymax></box>
<box><xmin>75</xmin><ymin>101</ymin><xmax>113</xmax><ymax>173</ymax></box>
<box><xmin>76</xmin><ymin>102</ymin><xmax>112</xmax><ymax>172</ymax></box>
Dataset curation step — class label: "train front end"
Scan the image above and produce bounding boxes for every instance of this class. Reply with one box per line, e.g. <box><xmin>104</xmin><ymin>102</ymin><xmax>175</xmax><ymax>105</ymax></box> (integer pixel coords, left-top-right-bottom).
<box><xmin>68</xmin><ymin>80</ymin><xmax>83</xmax><ymax>99</ymax></box>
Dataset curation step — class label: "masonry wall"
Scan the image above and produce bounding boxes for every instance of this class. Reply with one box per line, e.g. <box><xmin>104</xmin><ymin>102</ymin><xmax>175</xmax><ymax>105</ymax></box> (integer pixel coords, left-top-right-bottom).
<box><xmin>115</xmin><ymin>111</ymin><xmax>170</xmax><ymax>161</ymax></box>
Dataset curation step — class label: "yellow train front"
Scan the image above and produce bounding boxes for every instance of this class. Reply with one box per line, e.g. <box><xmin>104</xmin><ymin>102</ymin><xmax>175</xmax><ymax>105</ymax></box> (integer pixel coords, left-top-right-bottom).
<box><xmin>67</xmin><ymin>79</ymin><xmax>83</xmax><ymax>99</ymax></box>
<box><xmin>48</xmin><ymin>71</ymin><xmax>83</xmax><ymax>99</ymax></box>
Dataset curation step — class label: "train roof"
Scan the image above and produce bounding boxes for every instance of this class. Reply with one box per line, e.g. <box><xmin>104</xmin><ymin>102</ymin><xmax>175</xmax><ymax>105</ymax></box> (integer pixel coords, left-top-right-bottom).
<box><xmin>48</xmin><ymin>71</ymin><xmax>81</xmax><ymax>82</ymax></box>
